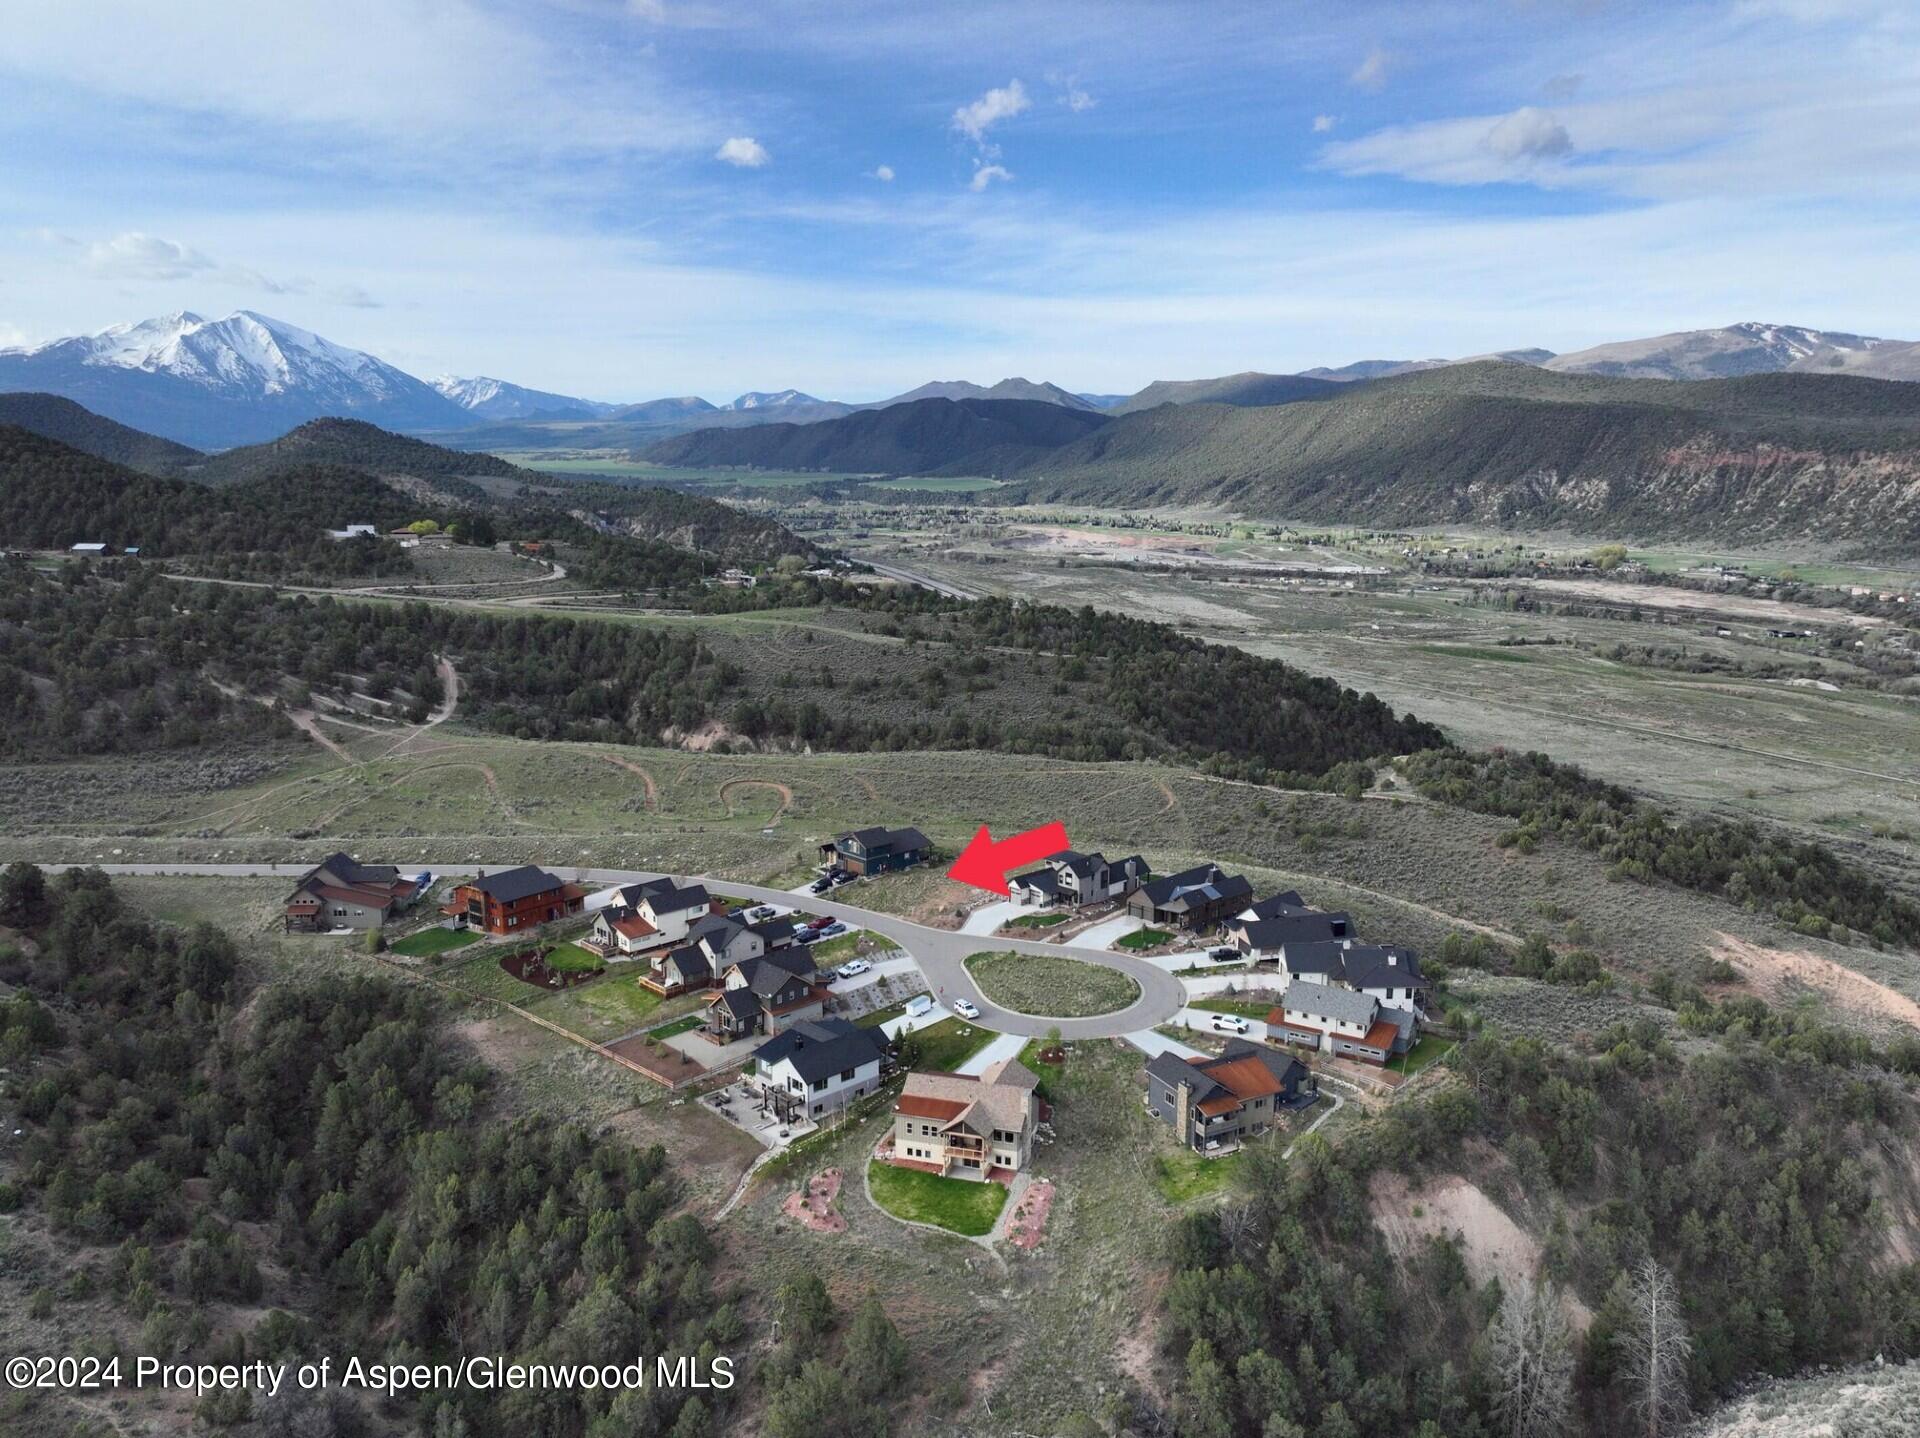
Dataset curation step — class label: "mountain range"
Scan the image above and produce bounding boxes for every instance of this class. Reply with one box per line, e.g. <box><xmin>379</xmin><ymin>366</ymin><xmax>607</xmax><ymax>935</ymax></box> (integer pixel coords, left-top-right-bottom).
<box><xmin>6</xmin><ymin>311</ymin><xmax>1916</xmax><ymax>452</ymax></box>
<box><xmin>641</xmin><ymin>362</ymin><xmax>1920</xmax><ymax>550</ymax></box>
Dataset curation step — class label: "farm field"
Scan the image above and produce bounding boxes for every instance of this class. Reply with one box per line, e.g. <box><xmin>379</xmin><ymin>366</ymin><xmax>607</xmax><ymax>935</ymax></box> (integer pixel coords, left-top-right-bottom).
<box><xmin>856</xmin><ymin>532</ymin><xmax>1920</xmax><ymax>865</ymax></box>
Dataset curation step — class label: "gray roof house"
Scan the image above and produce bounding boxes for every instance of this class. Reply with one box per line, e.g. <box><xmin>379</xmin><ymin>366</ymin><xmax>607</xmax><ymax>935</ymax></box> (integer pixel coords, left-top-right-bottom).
<box><xmin>820</xmin><ymin>825</ymin><xmax>932</xmax><ymax>876</ymax></box>
<box><xmin>1268</xmin><ymin>980</ymin><xmax>1413</xmax><ymax>1066</ymax></box>
<box><xmin>1127</xmin><ymin>864</ymin><xmax>1254</xmax><ymax>930</ymax></box>
<box><xmin>751</xmin><ymin>1018</ymin><xmax>889</xmax><ymax>1120</ymax></box>
<box><xmin>1011</xmin><ymin>850</ymin><xmax>1150</xmax><ymax>908</ymax></box>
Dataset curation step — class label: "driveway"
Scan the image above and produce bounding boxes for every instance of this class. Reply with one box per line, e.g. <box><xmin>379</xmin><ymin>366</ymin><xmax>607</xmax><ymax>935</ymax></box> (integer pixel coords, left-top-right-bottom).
<box><xmin>1124</xmin><ymin>1028</ymin><xmax>1207</xmax><ymax>1061</ymax></box>
<box><xmin>1074</xmin><ymin>915</ymin><xmax>1145</xmax><ymax>950</ymax></box>
<box><xmin>961</xmin><ymin>899</ymin><xmax>1024</xmax><ymax>936</ymax></box>
<box><xmin>44</xmin><ymin>862</ymin><xmax>1188</xmax><ymax>1040</ymax></box>
<box><xmin>1173</xmin><ymin>1005</ymin><xmax>1271</xmax><ymax>1041</ymax></box>
<box><xmin>955</xmin><ymin>1031</ymin><xmax>1027</xmax><ymax>1076</ymax></box>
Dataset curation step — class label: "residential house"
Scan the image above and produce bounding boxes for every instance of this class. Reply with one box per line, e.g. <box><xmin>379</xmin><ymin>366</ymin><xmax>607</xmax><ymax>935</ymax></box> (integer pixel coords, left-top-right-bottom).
<box><xmin>1126</xmin><ymin>864</ymin><xmax>1253</xmax><ymax>932</ymax></box>
<box><xmin>1144</xmin><ymin>1040</ymin><xmax>1315</xmax><ymax>1152</ymax></box>
<box><xmin>1339</xmin><ymin>945</ymin><xmax>1428</xmax><ymax>1014</ymax></box>
<box><xmin>819</xmin><ymin>825</ymin><xmax>932</xmax><ymax>877</ymax></box>
<box><xmin>444</xmin><ymin>866</ymin><xmax>583</xmax><ymax>935</ymax></box>
<box><xmin>1226</xmin><ymin>909</ymin><xmax>1353</xmax><ymax>963</ymax></box>
<box><xmin>703</xmin><ymin>949</ymin><xmax>826</xmax><ymax>1042</ymax></box>
<box><xmin>1237</xmin><ymin>890</ymin><xmax>1308</xmax><ymax>922</ymax></box>
<box><xmin>1268</xmin><ymin>980</ymin><xmax>1415</xmax><ymax>1065</ymax></box>
<box><xmin>889</xmin><ymin>1058</ymin><xmax>1044</xmax><ymax>1182</ymax></box>
<box><xmin>751</xmin><ymin>1018</ymin><xmax>888</xmax><ymax>1121</ymax></box>
<box><xmin>1009</xmin><ymin>850</ymin><xmax>1150</xmax><ymax>908</ymax></box>
<box><xmin>284</xmin><ymin>852</ymin><xmax>430</xmax><ymax>932</ymax></box>
<box><xmin>586</xmin><ymin>879</ymin><xmax>712</xmax><ymax>957</ymax></box>
<box><xmin>645</xmin><ymin>945</ymin><xmax>714</xmax><ymax>996</ymax></box>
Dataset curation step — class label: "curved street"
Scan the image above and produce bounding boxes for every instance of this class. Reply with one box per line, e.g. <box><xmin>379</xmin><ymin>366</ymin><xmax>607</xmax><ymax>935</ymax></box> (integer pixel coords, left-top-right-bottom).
<box><xmin>22</xmin><ymin>861</ymin><xmax>1188</xmax><ymax>1040</ymax></box>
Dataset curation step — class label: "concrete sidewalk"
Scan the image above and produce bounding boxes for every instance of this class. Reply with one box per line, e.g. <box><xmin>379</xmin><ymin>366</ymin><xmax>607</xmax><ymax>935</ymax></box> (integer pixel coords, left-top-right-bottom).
<box><xmin>956</xmin><ymin>1031</ymin><xmax>1028</xmax><ymax>1075</ymax></box>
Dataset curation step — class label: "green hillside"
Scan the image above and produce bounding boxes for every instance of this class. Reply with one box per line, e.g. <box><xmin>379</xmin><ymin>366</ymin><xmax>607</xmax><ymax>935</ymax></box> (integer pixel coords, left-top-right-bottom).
<box><xmin>642</xmin><ymin>396</ymin><xmax>1109</xmax><ymax>476</ymax></box>
<box><xmin>1007</xmin><ymin>365</ymin><xmax>1920</xmax><ymax>546</ymax></box>
<box><xmin>187</xmin><ymin>416</ymin><xmax>527</xmax><ymax>487</ymax></box>
<box><xmin>0</xmin><ymin>391</ymin><xmax>204</xmax><ymax>473</ymax></box>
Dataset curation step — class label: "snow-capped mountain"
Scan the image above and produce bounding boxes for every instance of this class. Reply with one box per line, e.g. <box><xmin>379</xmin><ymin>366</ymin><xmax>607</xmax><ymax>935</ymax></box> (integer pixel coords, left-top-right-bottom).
<box><xmin>431</xmin><ymin>375</ymin><xmax>620</xmax><ymax>421</ymax></box>
<box><xmin>721</xmin><ymin>389</ymin><xmax>827</xmax><ymax>411</ymax></box>
<box><xmin>1542</xmin><ymin>323</ymin><xmax>1889</xmax><ymax>381</ymax></box>
<box><xmin>0</xmin><ymin>310</ymin><xmax>468</xmax><ymax>448</ymax></box>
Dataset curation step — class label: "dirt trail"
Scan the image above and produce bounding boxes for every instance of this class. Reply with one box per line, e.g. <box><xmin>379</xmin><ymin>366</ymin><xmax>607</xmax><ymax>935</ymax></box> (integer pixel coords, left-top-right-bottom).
<box><xmin>1713</xmin><ymin>932</ymin><xmax>1920</xmax><ymax>1032</ymax></box>
<box><xmin>1155</xmin><ymin>779</ymin><xmax>1178</xmax><ymax>814</ymax></box>
<box><xmin>597</xmin><ymin>753</ymin><xmax>660</xmax><ymax>810</ymax></box>
<box><xmin>719</xmin><ymin>778</ymin><xmax>794</xmax><ymax>823</ymax></box>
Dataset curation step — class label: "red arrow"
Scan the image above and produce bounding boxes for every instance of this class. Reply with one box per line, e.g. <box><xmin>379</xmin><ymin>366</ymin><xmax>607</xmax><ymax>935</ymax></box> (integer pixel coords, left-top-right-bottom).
<box><xmin>946</xmin><ymin>821</ymin><xmax>1072</xmax><ymax>896</ymax></box>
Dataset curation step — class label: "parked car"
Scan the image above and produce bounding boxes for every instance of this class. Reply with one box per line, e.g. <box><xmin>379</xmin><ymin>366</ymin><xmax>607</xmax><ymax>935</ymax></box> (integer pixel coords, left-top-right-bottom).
<box><xmin>795</xmin><ymin>929</ymin><xmax>819</xmax><ymax>944</ymax></box>
<box><xmin>1209</xmin><ymin>1013</ymin><xmax>1251</xmax><ymax>1034</ymax></box>
<box><xmin>746</xmin><ymin>905</ymin><xmax>777</xmax><ymax>921</ymax></box>
<box><xmin>829</xmin><ymin>871</ymin><xmax>856</xmax><ymax>887</ymax></box>
<box><xmin>953</xmin><ymin>998</ymin><xmax>980</xmax><ymax>1019</ymax></box>
<box><xmin>838</xmin><ymin>959</ymin><xmax>872</xmax><ymax>978</ymax></box>
<box><xmin>905</xmin><ymin>994</ymin><xmax>934</xmax><ymax>1017</ymax></box>
<box><xmin>805</xmin><ymin>915</ymin><xmax>835</xmax><ymax>931</ymax></box>
<box><xmin>820</xmin><ymin>922</ymin><xmax>849</xmax><ymax>938</ymax></box>
<box><xmin>1208</xmin><ymin>946</ymin><xmax>1241</xmax><ymax>963</ymax></box>
<box><xmin>808</xmin><ymin>878</ymin><xmax>832</xmax><ymax>894</ymax></box>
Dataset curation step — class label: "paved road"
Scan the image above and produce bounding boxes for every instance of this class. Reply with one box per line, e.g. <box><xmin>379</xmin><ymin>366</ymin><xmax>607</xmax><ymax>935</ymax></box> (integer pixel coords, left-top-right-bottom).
<box><xmin>862</xmin><ymin>560</ymin><xmax>982</xmax><ymax>601</ymax></box>
<box><xmin>26</xmin><ymin>862</ymin><xmax>1186</xmax><ymax>1040</ymax></box>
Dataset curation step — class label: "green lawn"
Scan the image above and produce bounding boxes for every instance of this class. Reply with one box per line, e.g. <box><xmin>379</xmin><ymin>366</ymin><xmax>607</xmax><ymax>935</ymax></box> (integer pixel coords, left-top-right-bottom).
<box><xmin>1389</xmin><ymin>1034</ymin><xmax>1457</xmax><ymax>1077</ymax></box>
<box><xmin>867</xmin><ymin>1160</ymin><xmax>1009</xmax><ymax>1236</ymax></box>
<box><xmin>1152</xmin><ymin>1146</ymin><xmax>1245</xmax><ymax>1203</ymax></box>
<box><xmin>1005</xmin><ymin>912</ymin><xmax>1070</xmax><ymax>929</ymax></box>
<box><xmin>534</xmin><ymin>972</ymin><xmax>664</xmax><ymax>1034</ymax></box>
<box><xmin>902</xmin><ymin>1018</ymin><xmax>995</xmax><ymax>1073</ymax></box>
<box><xmin>808</xmin><ymin>932</ymin><xmax>862</xmax><ymax>964</ymax></box>
<box><xmin>1116</xmin><ymin>927</ymin><xmax>1173</xmax><ymax>951</ymax></box>
<box><xmin>1016</xmin><ymin>1039</ymin><xmax>1065</xmax><ymax>1102</ymax></box>
<box><xmin>389</xmin><ymin>927</ymin><xmax>479</xmax><ymax>958</ymax></box>
<box><xmin>964</xmin><ymin>950</ymin><xmax>1141</xmax><ymax>1018</ymax></box>
<box><xmin>544</xmin><ymin>942</ymin><xmax>605</xmax><ymax>973</ymax></box>
<box><xmin>648</xmin><ymin>1014</ymin><xmax>704</xmax><ymax>1040</ymax></box>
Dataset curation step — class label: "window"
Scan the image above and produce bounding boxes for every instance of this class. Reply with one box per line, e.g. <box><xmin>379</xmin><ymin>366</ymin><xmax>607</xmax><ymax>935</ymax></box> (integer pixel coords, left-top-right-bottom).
<box><xmin>811</xmin><ymin>1078</ymin><xmax>826</xmax><ymax>1092</ymax></box>
<box><xmin>840</xmin><ymin>1068</ymin><xmax>856</xmax><ymax>1081</ymax></box>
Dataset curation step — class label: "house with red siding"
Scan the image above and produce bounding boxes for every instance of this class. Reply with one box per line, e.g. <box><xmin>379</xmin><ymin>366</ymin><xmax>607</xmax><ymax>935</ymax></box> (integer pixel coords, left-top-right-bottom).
<box><xmin>444</xmin><ymin>866</ymin><xmax>584</xmax><ymax>935</ymax></box>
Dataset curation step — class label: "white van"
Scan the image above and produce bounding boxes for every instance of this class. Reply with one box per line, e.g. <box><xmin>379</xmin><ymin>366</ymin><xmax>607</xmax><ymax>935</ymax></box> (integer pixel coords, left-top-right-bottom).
<box><xmin>904</xmin><ymin>994</ymin><xmax>935</xmax><ymax>1018</ymax></box>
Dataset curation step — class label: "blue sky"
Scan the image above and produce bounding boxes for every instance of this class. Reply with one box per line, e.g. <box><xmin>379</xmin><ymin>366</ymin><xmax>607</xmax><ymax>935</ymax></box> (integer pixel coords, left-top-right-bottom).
<box><xmin>2</xmin><ymin>0</ymin><xmax>1917</xmax><ymax>400</ymax></box>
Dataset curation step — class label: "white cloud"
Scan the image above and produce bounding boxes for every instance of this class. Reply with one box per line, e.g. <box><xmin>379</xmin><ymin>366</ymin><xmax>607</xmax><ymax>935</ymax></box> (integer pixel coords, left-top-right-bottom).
<box><xmin>1350</xmin><ymin>46</ymin><xmax>1389</xmax><ymax>91</ymax></box>
<box><xmin>1312</xmin><ymin>114</ymin><xmax>1337</xmax><ymax>133</ymax></box>
<box><xmin>715</xmin><ymin>135</ymin><xmax>770</xmax><ymax>168</ymax></box>
<box><xmin>85</xmin><ymin>231</ymin><xmax>212</xmax><ymax>280</ymax></box>
<box><xmin>325</xmin><ymin>284</ymin><xmax>382</xmax><ymax>308</ymax></box>
<box><xmin>1062</xmin><ymin>78</ymin><xmax>1095</xmax><ymax>113</ymax></box>
<box><xmin>969</xmin><ymin>163</ymin><xmax>1013</xmax><ymax>192</ymax></box>
<box><xmin>1484</xmin><ymin>106</ymin><xmax>1572</xmax><ymax>162</ymax></box>
<box><xmin>953</xmin><ymin>79</ymin><xmax>1030</xmax><ymax>142</ymax></box>
<box><xmin>870</xmin><ymin>164</ymin><xmax>896</xmax><ymax>182</ymax></box>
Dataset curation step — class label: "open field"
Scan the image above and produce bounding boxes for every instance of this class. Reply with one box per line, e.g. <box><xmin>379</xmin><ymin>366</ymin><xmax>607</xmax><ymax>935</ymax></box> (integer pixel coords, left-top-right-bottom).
<box><xmin>904</xmin><ymin>1016</ymin><xmax>997</xmax><ymax>1072</ymax></box>
<box><xmin>10</xmin><ymin>727</ymin><xmax>1917</xmax><ymax>1042</ymax></box>
<box><xmin>850</xmin><ymin>532</ymin><xmax>1920</xmax><ymax>867</ymax></box>
<box><xmin>965</xmin><ymin>950</ymin><xmax>1143</xmax><ymax>1018</ymax></box>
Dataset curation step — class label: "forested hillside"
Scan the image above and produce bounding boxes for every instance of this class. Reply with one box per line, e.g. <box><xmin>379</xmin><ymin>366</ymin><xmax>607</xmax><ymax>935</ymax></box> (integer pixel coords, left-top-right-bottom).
<box><xmin>1008</xmin><ymin>366</ymin><xmax>1920</xmax><ymax>547</ymax></box>
<box><xmin>0</xmin><ymin>427</ymin><xmax>423</xmax><ymax>577</ymax></box>
<box><xmin>1164</xmin><ymin>1024</ymin><xmax>1920</xmax><ymax>1437</ymax></box>
<box><xmin>643</xmin><ymin>396</ymin><xmax>1110</xmax><ymax>476</ymax></box>
<box><xmin>0</xmin><ymin>565</ymin><xmax>1441</xmax><ymax>782</ymax></box>
<box><xmin>0</xmin><ymin>865</ymin><xmax>735</xmax><ymax>1436</ymax></box>
<box><xmin>1108</xmin><ymin>371</ymin><xmax>1342</xmax><ymax>414</ymax></box>
<box><xmin>0</xmin><ymin>392</ymin><xmax>204</xmax><ymax>473</ymax></box>
<box><xmin>187</xmin><ymin>416</ymin><xmax>527</xmax><ymax>487</ymax></box>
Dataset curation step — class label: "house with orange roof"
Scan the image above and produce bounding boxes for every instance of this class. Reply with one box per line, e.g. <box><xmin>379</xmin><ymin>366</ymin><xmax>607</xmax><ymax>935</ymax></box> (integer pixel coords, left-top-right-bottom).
<box><xmin>887</xmin><ymin>1058</ymin><xmax>1044</xmax><ymax>1183</ymax></box>
<box><xmin>1144</xmin><ymin>1039</ymin><xmax>1315</xmax><ymax>1152</ymax></box>
<box><xmin>1267</xmin><ymin>979</ymin><xmax>1416</xmax><ymax>1065</ymax></box>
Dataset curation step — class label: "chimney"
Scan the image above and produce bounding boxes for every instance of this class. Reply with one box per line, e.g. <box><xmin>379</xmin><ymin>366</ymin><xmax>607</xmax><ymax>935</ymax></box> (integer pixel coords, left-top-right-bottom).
<box><xmin>1387</xmin><ymin>952</ymin><xmax>1398</xmax><ymax>967</ymax></box>
<box><xmin>1173</xmin><ymin>1079</ymin><xmax>1192</xmax><ymax>1144</ymax></box>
